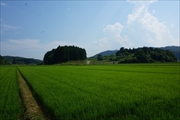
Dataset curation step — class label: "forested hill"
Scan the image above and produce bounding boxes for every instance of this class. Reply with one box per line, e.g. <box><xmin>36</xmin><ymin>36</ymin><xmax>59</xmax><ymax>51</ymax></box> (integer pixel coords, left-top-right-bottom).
<box><xmin>3</xmin><ymin>56</ymin><xmax>42</xmax><ymax>64</ymax></box>
<box><xmin>116</xmin><ymin>47</ymin><xmax>177</xmax><ymax>63</ymax></box>
<box><xmin>91</xmin><ymin>46</ymin><xmax>180</xmax><ymax>61</ymax></box>
<box><xmin>91</xmin><ymin>50</ymin><xmax>118</xmax><ymax>58</ymax></box>
<box><xmin>0</xmin><ymin>55</ymin><xmax>10</xmax><ymax>65</ymax></box>
<box><xmin>43</xmin><ymin>45</ymin><xmax>87</xmax><ymax>64</ymax></box>
<box><xmin>161</xmin><ymin>46</ymin><xmax>180</xmax><ymax>60</ymax></box>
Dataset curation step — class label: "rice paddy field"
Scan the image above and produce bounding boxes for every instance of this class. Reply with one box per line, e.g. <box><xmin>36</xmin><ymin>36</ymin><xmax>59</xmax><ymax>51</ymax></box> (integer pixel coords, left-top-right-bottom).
<box><xmin>18</xmin><ymin>63</ymin><xmax>180</xmax><ymax>120</ymax></box>
<box><xmin>0</xmin><ymin>66</ymin><xmax>23</xmax><ymax>120</ymax></box>
<box><xmin>0</xmin><ymin>63</ymin><xmax>180</xmax><ymax>120</ymax></box>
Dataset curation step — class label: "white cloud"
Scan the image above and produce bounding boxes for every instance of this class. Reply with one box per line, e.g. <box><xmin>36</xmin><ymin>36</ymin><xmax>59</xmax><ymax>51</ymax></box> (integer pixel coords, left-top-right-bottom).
<box><xmin>117</xmin><ymin>35</ymin><xmax>132</xmax><ymax>47</ymax></box>
<box><xmin>9</xmin><ymin>39</ymin><xmax>39</xmax><ymax>45</ymax></box>
<box><xmin>140</xmin><ymin>11</ymin><xmax>175</xmax><ymax>46</ymax></box>
<box><xmin>7</xmin><ymin>39</ymin><xmax>71</xmax><ymax>51</ymax></box>
<box><xmin>152</xmin><ymin>9</ymin><xmax>155</xmax><ymax>14</ymax></box>
<box><xmin>93</xmin><ymin>37</ymin><xmax>108</xmax><ymax>49</ymax></box>
<box><xmin>127</xmin><ymin>0</ymin><xmax>157</xmax><ymax>4</ymax></box>
<box><xmin>127</xmin><ymin>5</ymin><xmax>145</xmax><ymax>25</ymax></box>
<box><xmin>2</xmin><ymin>38</ymin><xmax>89</xmax><ymax>59</ymax></box>
<box><xmin>103</xmin><ymin>22</ymin><xmax>132</xmax><ymax>47</ymax></box>
<box><xmin>103</xmin><ymin>22</ymin><xmax>123</xmax><ymax>33</ymax></box>
<box><xmin>1</xmin><ymin>2</ymin><xmax>7</xmax><ymax>6</ymax></box>
<box><xmin>127</xmin><ymin>0</ymin><xmax>177</xmax><ymax>47</ymax></box>
<box><xmin>7</xmin><ymin>39</ymin><xmax>41</xmax><ymax>51</ymax></box>
<box><xmin>93</xmin><ymin>22</ymin><xmax>132</xmax><ymax>54</ymax></box>
<box><xmin>170</xmin><ymin>24</ymin><xmax>174</xmax><ymax>28</ymax></box>
<box><xmin>2</xmin><ymin>39</ymin><xmax>43</xmax><ymax>59</ymax></box>
<box><xmin>1</xmin><ymin>24</ymin><xmax>20</xmax><ymax>30</ymax></box>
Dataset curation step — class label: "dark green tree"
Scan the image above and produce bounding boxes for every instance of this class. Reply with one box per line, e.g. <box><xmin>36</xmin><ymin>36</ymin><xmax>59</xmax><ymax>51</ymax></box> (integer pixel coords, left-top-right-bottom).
<box><xmin>12</xmin><ymin>58</ymin><xmax>17</xmax><ymax>64</ymax></box>
<box><xmin>97</xmin><ymin>54</ymin><xmax>103</xmax><ymax>61</ymax></box>
<box><xmin>135</xmin><ymin>49</ymin><xmax>149</xmax><ymax>63</ymax></box>
<box><xmin>0</xmin><ymin>55</ymin><xmax>10</xmax><ymax>65</ymax></box>
<box><xmin>43</xmin><ymin>45</ymin><xmax>87</xmax><ymax>64</ymax></box>
<box><xmin>116</xmin><ymin>47</ymin><xmax>177</xmax><ymax>63</ymax></box>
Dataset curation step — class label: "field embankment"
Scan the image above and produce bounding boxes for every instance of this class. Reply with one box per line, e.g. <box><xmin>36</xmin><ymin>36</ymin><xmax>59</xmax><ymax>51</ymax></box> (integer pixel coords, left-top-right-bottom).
<box><xmin>0</xmin><ymin>66</ymin><xmax>47</xmax><ymax>120</ymax></box>
<box><xmin>17</xmin><ymin>70</ymin><xmax>45</xmax><ymax>120</ymax></box>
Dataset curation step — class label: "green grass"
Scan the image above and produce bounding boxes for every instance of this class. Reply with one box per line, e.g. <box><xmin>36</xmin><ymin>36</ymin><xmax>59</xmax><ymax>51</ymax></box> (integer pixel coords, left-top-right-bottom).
<box><xmin>18</xmin><ymin>63</ymin><xmax>180</xmax><ymax>119</ymax></box>
<box><xmin>0</xmin><ymin>66</ymin><xmax>23</xmax><ymax>120</ymax></box>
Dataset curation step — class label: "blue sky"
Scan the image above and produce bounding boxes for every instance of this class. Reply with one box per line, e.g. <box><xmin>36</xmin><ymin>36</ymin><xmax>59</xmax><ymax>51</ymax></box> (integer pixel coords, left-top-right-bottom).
<box><xmin>1</xmin><ymin>0</ymin><xmax>179</xmax><ymax>60</ymax></box>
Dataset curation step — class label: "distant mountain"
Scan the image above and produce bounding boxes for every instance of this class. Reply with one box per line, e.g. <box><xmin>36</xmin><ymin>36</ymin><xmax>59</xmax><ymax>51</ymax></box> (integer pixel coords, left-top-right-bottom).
<box><xmin>160</xmin><ymin>46</ymin><xmax>180</xmax><ymax>60</ymax></box>
<box><xmin>0</xmin><ymin>55</ymin><xmax>10</xmax><ymax>65</ymax></box>
<box><xmin>3</xmin><ymin>56</ymin><xmax>43</xmax><ymax>64</ymax></box>
<box><xmin>91</xmin><ymin>46</ymin><xmax>180</xmax><ymax>60</ymax></box>
<box><xmin>91</xmin><ymin>50</ymin><xmax>118</xmax><ymax>58</ymax></box>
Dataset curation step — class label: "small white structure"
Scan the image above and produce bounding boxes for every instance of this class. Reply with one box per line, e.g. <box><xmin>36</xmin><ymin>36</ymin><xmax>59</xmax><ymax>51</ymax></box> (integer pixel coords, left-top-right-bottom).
<box><xmin>86</xmin><ymin>60</ymin><xmax>90</xmax><ymax>64</ymax></box>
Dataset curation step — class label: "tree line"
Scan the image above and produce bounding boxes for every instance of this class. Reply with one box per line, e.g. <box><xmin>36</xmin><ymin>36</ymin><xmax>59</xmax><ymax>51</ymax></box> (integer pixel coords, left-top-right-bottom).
<box><xmin>43</xmin><ymin>45</ymin><xmax>87</xmax><ymax>64</ymax></box>
<box><xmin>116</xmin><ymin>47</ymin><xmax>177</xmax><ymax>63</ymax></box>
<box><xmin>0</xmin><ymin>55</ymin><xmax>10</xmax><ymax>65</ymax></box>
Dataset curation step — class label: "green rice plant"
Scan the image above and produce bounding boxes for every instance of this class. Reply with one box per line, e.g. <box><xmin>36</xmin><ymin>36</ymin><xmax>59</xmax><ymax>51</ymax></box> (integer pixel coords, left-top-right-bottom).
<box><xmin>18</xmin><ymin>63</ymin><xmax>180</xmax><ymax>119</ymax></box>
<box><xmin>0</xmin><ymin>66</ymin><xmax>22</xmax><ymax>120</ymax></box>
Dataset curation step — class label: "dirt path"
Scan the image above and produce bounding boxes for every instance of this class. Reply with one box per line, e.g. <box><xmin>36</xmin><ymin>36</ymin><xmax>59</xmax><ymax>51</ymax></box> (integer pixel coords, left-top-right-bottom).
<box><xmin>17</xmin><ymin>70</ymin><xmax>45</xmax><ymax>120</ymax></box>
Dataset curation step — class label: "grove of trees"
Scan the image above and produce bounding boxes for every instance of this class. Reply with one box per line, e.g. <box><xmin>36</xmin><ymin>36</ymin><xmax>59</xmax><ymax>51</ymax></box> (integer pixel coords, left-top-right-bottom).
<box><xmin>43</xmin><ymin>45</ymin><xmax>87</xmax><ymax>64</ymax></box>
<box><xmin>116</xmin><ymin>47</ymin><xmax>177</xmax><ymax>63</ymax></box>
<box><xmin>97</xmin><ymin>54</ymin><xmax>103</xmax><ymax>61</ymax></box>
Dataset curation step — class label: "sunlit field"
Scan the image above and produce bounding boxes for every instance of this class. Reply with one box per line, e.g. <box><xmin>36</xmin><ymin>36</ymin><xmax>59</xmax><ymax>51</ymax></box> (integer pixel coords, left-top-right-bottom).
<box><xmin>17</xmin><ymin>63</ymin><xmax>180</xmax><ymax>120</ymax></box>
<box><xmin>0</xmin><ymin>66</ymin><xmax>22</xmax><ymax>120</ymax></box>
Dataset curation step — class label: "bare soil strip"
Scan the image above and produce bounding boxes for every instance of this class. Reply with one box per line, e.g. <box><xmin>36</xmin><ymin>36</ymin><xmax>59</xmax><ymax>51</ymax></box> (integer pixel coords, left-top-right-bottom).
<box><xmin>17</xmin><ymin>70</ymin><xmax>45</xmax><ymax>120</ymax></box>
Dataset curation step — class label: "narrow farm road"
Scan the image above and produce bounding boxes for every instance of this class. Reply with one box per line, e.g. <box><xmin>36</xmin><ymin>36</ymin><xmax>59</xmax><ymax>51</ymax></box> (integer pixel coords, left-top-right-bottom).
<box><xmin>17</xmin><ymin>70</ymin><xmax>46</xmax><ymax>120</ymax></box>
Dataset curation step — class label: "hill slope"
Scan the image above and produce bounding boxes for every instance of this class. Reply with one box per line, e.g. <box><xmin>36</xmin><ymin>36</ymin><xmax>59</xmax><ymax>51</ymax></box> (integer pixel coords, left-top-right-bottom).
<box><xmin>3</xmin><ymin>56</ymin><xmax>42</xmax><ymax>64</ymax></box>
<box><xmin>161</xmin><ymin>46</ymin><xmax>180</xmax><ymax>60</ymax></box>
<box><xmin>91</xmin><ymin>50</ymin><xmax>118</xmax><ymax>58</ymax></box>
<box><xmin>91</xmin><ymin>46</ymin><xmax>180</xmax><ymax>60</ymax></box>
<box><xmin>0</xmin><ymin>55</ymin><xmax>10</xmax><ymax>65</ymax></box>
<box><xmin>116</xmin><ymin>47</ymin><xmax>177</xmax><ymax>63</ymax></box>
